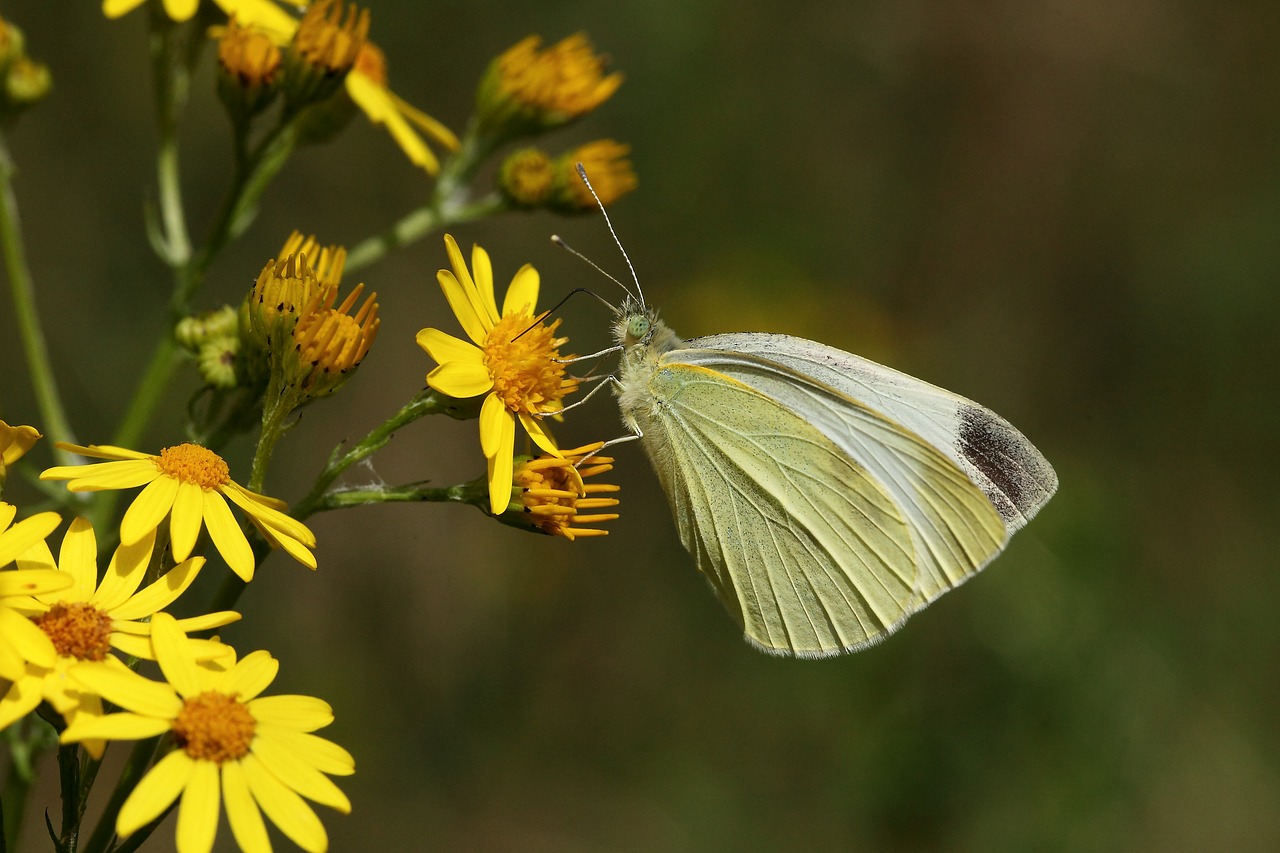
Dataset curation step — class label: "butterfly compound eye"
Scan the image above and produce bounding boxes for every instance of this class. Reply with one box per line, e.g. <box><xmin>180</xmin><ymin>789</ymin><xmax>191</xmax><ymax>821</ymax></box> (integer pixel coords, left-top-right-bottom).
<box><xmin>627</xmin><ymin>315</ymin><xmax>651</xmax><ymax>343</ymax></box>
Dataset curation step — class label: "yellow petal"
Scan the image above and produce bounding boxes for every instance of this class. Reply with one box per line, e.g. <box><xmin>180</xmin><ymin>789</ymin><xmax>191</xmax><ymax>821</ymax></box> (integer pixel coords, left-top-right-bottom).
<box><xmin>58</xmin><ymin>517</ymin><xmax>99</xmax><ymax>603</ymax></box>
<box><xmin>259</xmin><ymin>728</ymin><xmax>354</xmax><ymax>775</ymax></box>
<box><xmin>202</xmin><ymin>490</ymin><xmax>255</xmax><ymax>582</ymax></box>
<box><xmin>252</xmin><ymin>734</ymin><xmax>350</xmax><ymax>812</ymax></box>
<box><xmin>520</xmin><ymin>411</ymin><xmax>561</xmax><ymax>457</ymax></box>
<box><xmin>0</xmin><ymin>671</ymin><xmax>45</xmax><ymax>731</ymax></box>
<box><xmin>0</xmin><ymin>606</ymin><xmax>58</xmax><ymax>668</ymax></box>
<box><xmin>61</xmin><ymin>710</ymin><xmax>172</xmax><ymax>743</ymax></box>
<box><xmin>169</xmin><ymin>480</ymin><xmax>205</xmax><ymax>562</ymax></box>
<box><xmin>501</xmin><ymin>264</ymin><xmax>541</xmax><ymax>318</ymax></box>
<box><xmin>345</xmin><ymin>72</ymin><xmax>442</xmax><ymax>175</ymax></box>
<box><xmin>152</xmin><ymin>613</ymin><xmax>202</xmax><ymax>700</ymax></box>
<box><xmin>161</xmin><ymin>0</ymin><xmax>198</xmax><ymax>21</ymax></box>
<box><xmin>0</xmin><ymin>511</ymin><xmax>62</xmax><ymax>567</ymax></box>
<box><xmin>416</xmin><ymin>327</ymin><xmax>483</xmax><ymax>367</ymax></box>
<box><xmin>220</xmin><ymin>484</ymin><xmax>316</xmax><ymax>546</ymax></box>
<box><xmin>249</xmin><ymin>696</ymin><xmax>333</xmax><ymax>732</ymax></box>
<box><xmin>470</xmin><ymin>243</ymin><xmax>500</xmax><ymax>327</ymax></box>
<box><xmin>92</xmin><ymin>530</ymin><xmax>157</xmax><ymax>612</ymax></box>
<box><xmin>117</xmin><ymin>751</ymin><xmax>193</xmax><ymax>837</ymax></box>
<box><xmin>69</xmin><ymin>660</ymin><xmax>182</xmax><ymax>718</ymax></box>
<box><xmin>41</xmin><ymin>459</ymin><xmax>158</xmax><ymax>491</ymax></box>
<box><xmin>242</xmin><ymin>753</ymin><xmax>329</xmax><ymax>852</ymax></box>
<box><xmin>427</xmin><ymin>361</ymin><xmax>494</xmax><ymax>398</ymax></box>
<box><xmin>120</xmin><ymin>476</ymin><xmax>179</xmax><ymax>546</ymax></box>
<box><xmin>0</xmin><ymin>568</ymin><xmax>71</xmax><ymax>599</ymax></box>
<box><xmin>479</xmin><ymin>393</ymin><xmax>513</xmax><ymax>459</ymax></box>
<box><xmin>227</xmin><ymin>650</ymin><xmax>278</xmax><ymax>701</ymax></box>
<box><xmin>176</xmin><ymin>760</ymin><xmax>220</xmax><ymax>853</ymax></box>
<box><xmin>101</xmin><ymin>0</ymin><xmax>148</xmax><ymax>20</ymax></box>
<box><xmin>111</xmin><ymin>557</ymin><xmax>205</xmax><ymax>621</ymax></box>
<box><xmin>390</xmin><ymin>90</ymin><xmax>460</xmax><ymax>150</ymax></box>
<box><xmin>222</xmin><ymin>761</ymin><xmax>271</xmax><ymax>853</ymax></box>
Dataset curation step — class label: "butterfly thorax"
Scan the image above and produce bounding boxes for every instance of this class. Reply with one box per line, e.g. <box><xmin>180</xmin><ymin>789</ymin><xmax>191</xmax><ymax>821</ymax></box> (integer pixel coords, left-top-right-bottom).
<box><xmin>614</xmin><ymin>301</ymin><xmax>683</xmax><ymax>431</ymax></box>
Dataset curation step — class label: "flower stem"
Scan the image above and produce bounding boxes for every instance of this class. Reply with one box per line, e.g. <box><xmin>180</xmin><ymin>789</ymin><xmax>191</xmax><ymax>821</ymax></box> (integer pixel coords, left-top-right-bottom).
<box><xmin>81</xmin><ymin>737</ymin><xmax>161</xmax><ymax>853</ymax></box>
<box><xmin>0</xmin><ymin>134</ymin><xmax>78</xmax><ymax>464</ymax></box>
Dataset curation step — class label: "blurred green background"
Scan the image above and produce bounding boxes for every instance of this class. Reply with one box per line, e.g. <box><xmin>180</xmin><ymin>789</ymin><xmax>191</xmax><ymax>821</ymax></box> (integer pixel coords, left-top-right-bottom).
<box><xmin>4</xmin><ymin>1</ymin><xmax>1280</xmax><ymax>850</ymax></box>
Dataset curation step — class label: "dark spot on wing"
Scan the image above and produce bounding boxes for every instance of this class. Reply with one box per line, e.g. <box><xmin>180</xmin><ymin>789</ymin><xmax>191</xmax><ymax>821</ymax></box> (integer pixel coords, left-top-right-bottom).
<box><xmin>958</xmin><ymin>406</ymin><xmax>1035</xmax><ymax>517</ymax></box>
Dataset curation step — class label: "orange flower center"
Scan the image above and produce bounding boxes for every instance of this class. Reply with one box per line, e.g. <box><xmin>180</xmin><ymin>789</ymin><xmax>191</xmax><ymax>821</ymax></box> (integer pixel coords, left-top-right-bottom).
<box><xmin>498</xmin><ymin>33</ymin><xmax>621</xmax><ymax>117</ymax></box>
<box><xmin>155</xmin><ymin>444</ymin><xmax>230</xmax><ymax>489</ymax></box>
<box><xmin>482</xmin><ymin>314</ymin><xmax>577</xmax><ymax>413</ymax></box>
<box><xmin>35</xmin><ymin>602</ymin><xmax>113</xmax><ymax>661</ymax></box>
<box><xmin>174</xmin><ymin>692</ymin><xmax>256</xmax><ymax>764</ymax></box>
<box><xmin>293</xmin><ymin>0</ymin><xmax>369</xmax><ymax>75</ymax></box>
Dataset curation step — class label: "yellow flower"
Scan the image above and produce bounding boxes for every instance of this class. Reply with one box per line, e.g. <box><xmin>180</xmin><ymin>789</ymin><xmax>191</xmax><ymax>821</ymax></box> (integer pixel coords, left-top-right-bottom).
<box><xmin>62</xmin><ymin>613</ymin><xmax>354</xmax><ymax>853</ymax></box>
<box><xmin>477</xmin><ymin>33</ymin><xmax>622</xmax><ymax>138</ymax></box>
<box><xmin>496</xmin><ymin>147</ymin><xmax>555</xmax><ymax>208</ymax></box>
<box><xmin>509</xmin><ymin>443</ymin><xmax>620</xmax><ymax>539</ymax></box>
<box><xmin>0</xmin><ymin>518</ymin><xmax>238</xmax><ymax>756</ymax></box>
<box><xmin>0</xmin><ymin>501</ymin><xmax>70</xmax><ymax>682</ymax></box>
<box><xmin>417</xmin><ymin>235</ymin><xmax>579</xmax><ymax>515</ymax></box>
<box><xmin>40</xmin><ymin>443</ymin><xmax>316</xmax><ymax>581</ymax></box>
<box><xmin>345</xmin><ymin>42</ymin><xmax>460</xmax><ymax>175</ymax></box>
<box><xmin>554</xmin><ymin>139</ymin><xmax>637</xmax><ymax>210</ymax></box>
<box><xmin>289</xmin><ymin>281</ymin><xmax>380</xmax><ymax>399</ymax></box>
<box><xmin>0</xmin><ymin>420</ymin><xmax>40</xmax><ymax>467</ymax></box>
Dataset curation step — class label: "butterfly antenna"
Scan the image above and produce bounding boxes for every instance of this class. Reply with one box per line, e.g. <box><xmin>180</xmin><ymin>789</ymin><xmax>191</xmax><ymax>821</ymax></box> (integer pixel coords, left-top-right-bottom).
<box><xmin>550</xmin><ymin>235</ymin><xmax>633</xmax><ymax>308</ymax></box>
<box><xmin>576</xmin><ymin>162</ymin><xmax>645</xmax><ymax>307</ymax></box>
<box><xmin>512</xmin><ymin>287</ymin><xmax>619</xmax><ymax>342</ymax></box>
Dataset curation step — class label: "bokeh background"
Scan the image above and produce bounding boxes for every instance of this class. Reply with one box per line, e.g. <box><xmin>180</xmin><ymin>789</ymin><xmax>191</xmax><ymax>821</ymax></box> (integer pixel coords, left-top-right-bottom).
<box><xmin>4</xmin><ymin>1</ymin><xmax>1280</xmax><ymax>850</ymax></box>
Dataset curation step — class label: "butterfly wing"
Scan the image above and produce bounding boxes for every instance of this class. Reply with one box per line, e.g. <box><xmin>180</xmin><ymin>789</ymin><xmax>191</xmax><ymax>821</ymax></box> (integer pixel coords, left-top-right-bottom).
<box><xmin>682</xmin><ymin>333</ymin><xmax>1058</xmax><ymax>533</ymax></box>
<box><xmin>632</xmin><ymin>360</ymin><xmax>928</xmax><ymax>656</ymax></box>
<box><xmin>669</xmin><ymin>342</ymin><xmax>1016</xmax><ymax>606</ymax></box>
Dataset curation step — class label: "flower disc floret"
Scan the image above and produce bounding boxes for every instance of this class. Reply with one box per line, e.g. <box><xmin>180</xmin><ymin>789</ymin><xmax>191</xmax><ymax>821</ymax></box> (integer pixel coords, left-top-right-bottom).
<box><xmin>155</xmin><ymin>444</ymin><xmax>231</xmax><ymax>490</ymax></box>
<box><xmin>35</xmin><ymin>602</ymin><xmax>114</xmax><ymax>661</ymax></box>
<box><xmin>175</xmin><ymin>692</ymin><xmax>256</xmax><ymax>763</ymax></box>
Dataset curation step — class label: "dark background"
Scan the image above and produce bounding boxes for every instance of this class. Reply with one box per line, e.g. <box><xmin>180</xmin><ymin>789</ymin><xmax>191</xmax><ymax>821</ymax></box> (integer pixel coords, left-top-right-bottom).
<box><xmin>3</xmin><ymin>1</ymin><xmax>1279</xmax><ymax>850</ymax></box>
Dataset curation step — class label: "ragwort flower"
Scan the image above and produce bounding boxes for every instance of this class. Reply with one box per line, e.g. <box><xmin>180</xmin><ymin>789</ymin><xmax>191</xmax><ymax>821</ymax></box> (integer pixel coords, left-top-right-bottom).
<box><xmin>62</xmin><ymin>613</ymin><xmax>354</xmax><ymax>853</ymax></box>
<box><xmin>41</xmin><ymin>442</ymin><xmax>316</xmax><ymax>581</ymax></box>
<box><xmin>0</xmin><ymin>518</ymin><xmax>238</xmax><ymax>756</ymax></box>
<box><xmin>417</xmin><ymin>235</ymin><xmax>579</xmax><ymax>515</ymax></box>
<box><xmin>0</xmin><ymin>502</ymin><xmax>70</xmax><ymax>683</ymax></box>
<box><xmin>508</xmin><ymin>442</ymin><xmax>620</xmax><ymax>539</ymax></box>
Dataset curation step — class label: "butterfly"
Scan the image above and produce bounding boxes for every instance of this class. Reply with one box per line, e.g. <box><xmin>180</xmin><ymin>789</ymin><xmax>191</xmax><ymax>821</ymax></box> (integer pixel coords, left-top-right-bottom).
<box><xmin>608</xmin><ymin>299</ymin><xmax>1057</xmax><ymax>657</ymax></box>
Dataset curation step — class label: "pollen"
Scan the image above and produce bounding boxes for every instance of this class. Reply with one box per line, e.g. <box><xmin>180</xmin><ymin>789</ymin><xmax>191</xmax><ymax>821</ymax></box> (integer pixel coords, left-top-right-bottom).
<box><xmin>35</xmin><ymin>602</ymin><xmax>114</xmax><ymax>661</ymax></box>
<box><xmin>483</xmin><ymin>314</ymin><xmax>578</xmax><ymax>413</ymax></box>
<box><xmin>173</xmin><ymin>692</ymin><xmax>256</xmax><ymax>765</ymax></box>
<box><xmin>154</xmin><ymin>444</ymin><xmax>231</xmax><ymax>489</ymax></box>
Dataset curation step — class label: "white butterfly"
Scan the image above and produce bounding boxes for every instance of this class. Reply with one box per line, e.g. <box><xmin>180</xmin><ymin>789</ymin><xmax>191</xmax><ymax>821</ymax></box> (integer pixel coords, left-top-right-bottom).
<box><xmin>564</xmin><ymin>168</ymin><xmax>1057</xmax><ymax>658</ymax></box>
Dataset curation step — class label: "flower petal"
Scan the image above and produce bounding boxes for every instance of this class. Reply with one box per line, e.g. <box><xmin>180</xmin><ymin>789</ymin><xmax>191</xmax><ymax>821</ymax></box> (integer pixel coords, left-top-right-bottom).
<box><xmin>345</xmin><ymin>72</ymin><xmax>442</xmax><ymax>175</ymax></box>
<box><xmin>41</xmin><ymin>459</ymin><xmax>158</xmax><ymax>491</ymax></box>
<box><xmin>220</xmin><ymin>484</ymin><xmax>316</xmax><ymax>546</ymax></box>
<box><xmin>169</xmin><ymin>481</ymin><xmax>205</xmax><ymax>562</ymax></box>
<box><xmin>176</xmin><ymin>759</ymin><xmax>220</xmax><ymax>853</ymax></box>
<box><xmin>258</xmin><ymin>728</ymin><xmax>354</xmax><ymax>775</ymax></box>
<box><xmin>0</xmin><ymin>606</ymin><xmax>58</xmax><ymax>668</ymax></box>
<box><xmin>252</xmin><ymin>733</ymin><xmax>350</xmax><ymax>812</ymax></box>
<box><xmin>427</xmin><ymin>360</ymin><xmax>494</xmax><ymax>398</ymax></box>
<box><xmin>120</xmin><ymin>476</ymin><xmax>179</xmax><ymax>547</ymax></box>
<box><xmin>69</xmin><ymin>660</ymin><xmax>182</xmax><ymax>718</ymax></box>
<box><xmin>61</xmin><ymin>710</ymin><xmax>172</xmax><ymax>743</ymax></box>
<box><xmin>161</xmin><ymin>0</ymin><xmax>198</xmax><ymax>21</ymax></box>
<box><xmin>57</xmin><ymin>517</ymin><xmax>99</xmax><ymax>602</ymax></box>
<box><xmin>415</xmin><ymin>327</ymin><xmax>483</xmax><ymax>367</ymax></box>
<box><xmin>202</xmin><ymin>490</ymin><xmax>255</xmax><ymax>582</ymax></box>
<box><xmin>152</xmin><ymin>612</ymin><xmax>202</xmax><ymax>700</ymax></box>
<box><xmin>501</xmin><ymin>263</ymin><xmax>541</xmax><ymax>318</ymax></box>
<box><xmin>470</xmin><ymin>243</ymin><xmax>500</xmax><ymax>326</ymax></box>
<box><xmin>0</xmin><ymin>511</ymin><xmax>62</xmax><ymax>567</ymax></box>
<box><xmin>249</xmin><ymin>696</ymin><xmax>333</xmax><ymax>732</ymax></box>
<box><xmin>92</xmin><ymin>530</ymin><xmax>157</xmax><ymax>612</ymax></box>
<box><xmin>520</xmin><ymin>411</ymin><xmax>561</xmax><ymax>456</ymax></box>
<box><xmin>0</xmin><ymin>670</ymin><xmax>45</xmax><ymax>731</ymax></box>
<box><xmin>110</xmin><ymin>557</ymin><xmax>205</xmax><ymax>621</ymax></box>
<box><xmin>117</xmin><ymin>750</ymin><xmax>193</xmax><ymax>837</ymax></box>
<box><xmin>222</xmin><ymin>760</ymin><xmax>271</xmax><ymax>853</ymax></box>
<box><xmin>242</xmin><ymin>753</ymin><xmax>329</xmax><ymax>853</ymax></box>
<box><xmin>479</xmin><ymin>393</ymin><xmax>513</xmax><ymax>459</ymax></box>
<box><xmin>226</xmin><ymin>650</ymin><xmax>278</xmax><ymax>702</ymax></box>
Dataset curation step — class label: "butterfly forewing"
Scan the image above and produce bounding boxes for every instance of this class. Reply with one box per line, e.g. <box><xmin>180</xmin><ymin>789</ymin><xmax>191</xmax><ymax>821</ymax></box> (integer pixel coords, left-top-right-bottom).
<box><xmin>670</xmin><ymin>346</ymin><xmax>1010</xmax><ymax>606</ymax></box>
<box><xmin>637</xmin><ymin>362</ymin><xmax>920</xmax><ymax>656</ymax></box>
<box><xmin>685</xmin><ymin>333</ymin><xmax>1058</xmax><ymax>532</ymax></box>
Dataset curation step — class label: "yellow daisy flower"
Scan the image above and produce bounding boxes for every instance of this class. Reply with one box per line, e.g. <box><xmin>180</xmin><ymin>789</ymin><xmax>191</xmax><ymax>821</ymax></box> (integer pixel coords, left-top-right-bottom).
<box><xmin>416</xmin><ymin>234</ymin><xmax>580</xmax><ymax>515</ymax></box>
<box><xmin>0</xmin><ymin>518</ymin><xmax>239</xmax><ymax>756</ymax></box>
<box><xmin>62</xmin><ymin>613</ymin><xmax>354</xmax><ymax>853</ymax></box>
<box><xmin>345</xmin><ymin>42</ymin><xmax>460</xmax><ymax>175</ymax></box>
<box><xmin>509</xmin><ymin>442</ymin><xmax>620</xmax><ymax>539</ymax></box>
<box><xmin>40</xmin><ymin>442</ymin><xmax>317</xmax><ymax>582</ymax></box>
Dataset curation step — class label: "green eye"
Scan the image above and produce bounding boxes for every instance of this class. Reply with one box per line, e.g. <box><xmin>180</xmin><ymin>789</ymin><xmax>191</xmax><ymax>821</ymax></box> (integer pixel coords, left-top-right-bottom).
<box><xmin>628</xmin><ymin>316</ymin><xmax>650</xmax><ymax>340</ymax></box>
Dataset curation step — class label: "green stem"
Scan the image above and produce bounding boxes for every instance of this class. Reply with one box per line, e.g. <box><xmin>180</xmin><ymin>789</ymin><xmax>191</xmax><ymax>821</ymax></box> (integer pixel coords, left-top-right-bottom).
<box><xmin>82</xmin><ymin>737</ymin><xmax>161</xmax><ymax>853</ymax></box>
<box><xmin>55</xmin><ymin>744</ymin><xmax>79</xmax><ymax>852</ymax></box>
<box><xmin>0</xmin><ymin>134</ymin><xmax>78</xmax><ymax>463</ymax></box>
<box><xmin>345</xmin><ymin>124</ymin><xmax>506</xmax><ymax>273</ymax></box>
